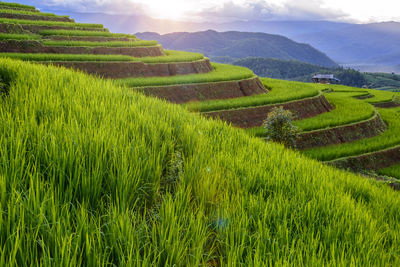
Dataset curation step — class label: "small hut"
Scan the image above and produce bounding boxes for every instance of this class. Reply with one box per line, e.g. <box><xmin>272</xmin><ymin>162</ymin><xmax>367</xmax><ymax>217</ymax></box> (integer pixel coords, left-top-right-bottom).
<box><xmin>312</xmin><ymin>74</ymin><xmax>340</xmax><ymax>84</ymax></box>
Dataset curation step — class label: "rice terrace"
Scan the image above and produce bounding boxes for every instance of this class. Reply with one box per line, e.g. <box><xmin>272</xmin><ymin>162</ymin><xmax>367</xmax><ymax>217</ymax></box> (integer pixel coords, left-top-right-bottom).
<box><xmin>0</xmin><ymin>1</ymin><xmax>400</xmax><ymax>266</ymax></box>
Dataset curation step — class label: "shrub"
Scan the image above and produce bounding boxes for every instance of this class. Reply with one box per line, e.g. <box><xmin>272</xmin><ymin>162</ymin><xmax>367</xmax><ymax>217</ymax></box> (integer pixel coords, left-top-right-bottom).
<box><xmin>263</xmin><ymin>106</ymin><xmax>300</xmax><ymax>148</ymax></box>
<box><xmin>392</xmin><ymin>95</ymin><xmax>400</xmax><ymax>104</ymax></box>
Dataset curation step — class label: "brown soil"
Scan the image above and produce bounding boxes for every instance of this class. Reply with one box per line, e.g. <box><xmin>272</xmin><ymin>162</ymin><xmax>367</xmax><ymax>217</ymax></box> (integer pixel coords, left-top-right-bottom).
<box><xmin>43</xmin><ymin>58</ymin><xmax>213</xmax><ymax>79</ymax></box>
<box><xmin>0</xmin><ymin>40</ymin><xmax>164</xmax><ymax>57</ymax></box>
<box><xmin>298</xmin><ymin>113</ymin><xmax>387</xmax><ymax>149</ymax></box>
<box><xmin>204</xmin><ymin>94</ymin><xmax>333</xmax><ymax>128</ymax></box>
<box><xmin>329</xmin><ymin>145</ymin><xmax>400</xmax><ymax>172</ymax></box>
<box><xmin>372</xmin><ymin>101</ymin><xmax>400</xmax><ymax>108</ymax></box>
<box><xmin>138</xmin><ymin>77</ymin><xmax>267</xmax><ymax>104</ymax></box>
<box><xmin>0</xmin><ymin>12</ymin><xmax>73</xmax><ymax>22</ymax></box>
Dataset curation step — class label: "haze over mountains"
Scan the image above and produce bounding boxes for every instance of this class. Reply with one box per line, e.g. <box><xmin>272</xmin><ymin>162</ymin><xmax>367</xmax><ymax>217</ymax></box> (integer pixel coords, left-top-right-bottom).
<box><xmin>43</xmin><ymin>11</ymin><xmax>400</xmax><ymax>73</ymax></box>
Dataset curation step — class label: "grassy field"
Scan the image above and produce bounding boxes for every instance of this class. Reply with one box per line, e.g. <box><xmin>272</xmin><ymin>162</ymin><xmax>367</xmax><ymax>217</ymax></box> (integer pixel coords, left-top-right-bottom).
<box><xmin>245</xmin><ymin>92</ymin><xmax>376</xmax><ymax>137</ymax></box>
<box><xmin>0</xmin><ymin>50</ymin><xmax>204</xmax><ymax>63</ymax></box>
<box><xmin>378</xmin><ymin>164</ymin><xmax>400</xmax><ymax>179</ymax></box>
<box><xmin>0</xmin><ymin>1</ymin><xmax>36</xmax><ymax>10</ymax></box>
<box><xmin>303</xmin><ymin>108</ymin><xmax>400</xmax><ymax>161</ymax></box>
<box><xmin>0</xmin><ymin>52</ymin><xmax>136</xmax><ymax>62</ymax></box>
<box><xmin>365</xmin><ymin>89</ymin><xmax>397</xmax><ymax>104</ymax></box>
<box><xmin>116</xmin><ymin>63</ymin><xmax>253</xmax><ymax>87</ymax></box>
<box><xmin>138</xmin><ymin>50</ymin><xmax>204</xmax><ymax>63</ymax></box>
<box><xmin>40</xmin><ymin>29</ymin><xmax>134</xmax><ymax>38</ymax></box>
<box><xmin>42</xmin><ymin>39</ymin><xmax>158</xmax><ymax>47</ymax></box>
<box><xmin>1</xmin><ymin>57</ymin><xmax>400</xmax><ymax>266</ymax></box>
<box><xmin>0</xmin><ymin>32</ymin><xmax>40</xmax><ymax>40</ymax></box>
<box><xmin>295</xmin><ymin>92</ymin><xmax>375</xmax><ymax>131</ymax></box>
<box><xmin>0</xmin><ymin>8</ymin><xmax>70</xmax><ymax>18</ymax></box>
<box><xmin>184</xmin><ymin>77</ymin><xmax>321</xmax><ymax>112</ymax></box>
<box><xmin>331</xmin><ymin>84</ymin><xmax>397</xmax><ymax>103</ymax></box>
<box><xmin>0</xmin><ymin>17</ymin><xmax>103</xmax><ymax>28</ymax></box>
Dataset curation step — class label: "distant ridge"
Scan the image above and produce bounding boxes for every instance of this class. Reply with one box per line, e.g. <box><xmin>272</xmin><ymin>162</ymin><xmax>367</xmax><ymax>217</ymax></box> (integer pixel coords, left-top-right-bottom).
<box><xmin>41</xmin><ymin>9</ymin><xmax>399</xmax><ymax>71</ymax></box>
<box><xmin>136</xmin><ymin>30</ymin><xmax>338</xmax><ymax>68</ymax></box>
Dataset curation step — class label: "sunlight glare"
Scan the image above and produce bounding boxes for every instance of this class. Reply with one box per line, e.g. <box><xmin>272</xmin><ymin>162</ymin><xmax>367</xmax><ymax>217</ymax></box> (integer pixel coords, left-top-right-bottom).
<box><xmin>131</xmin><ymin>0</ymin><xmax>196</xmax><ymax>20</ymax></box>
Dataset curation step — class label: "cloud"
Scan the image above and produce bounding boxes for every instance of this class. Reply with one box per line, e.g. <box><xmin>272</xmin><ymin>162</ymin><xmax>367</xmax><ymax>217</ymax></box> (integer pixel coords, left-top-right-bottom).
<box><xmin>195</xmin><ymin>0</ymin><xmax>349</xmax><ymax>22</ymax></box>
<box><xmin>21</xmin><ymin>0</ymin><xmax>147</xmax><ymax>15</ymax></box>
<box><xmin>17</xmin><ymin>0</ymin><xmax>351</xmax><ymax>22</ymax></box>
<box><xmin>196</xmin><ymin>1</ymin><xmax>278</xmax><ymax>21</ymax></box>
<box><xmin>280</xmin><ymin>0</ymin><xmax>350</xmax><ymax>21</ymax></box>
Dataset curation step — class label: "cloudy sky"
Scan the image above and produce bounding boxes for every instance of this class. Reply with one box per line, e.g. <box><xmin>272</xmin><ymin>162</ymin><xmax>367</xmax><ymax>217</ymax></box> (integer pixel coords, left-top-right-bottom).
<box><xmin>8</xmin><ymin>0</ymin><xmax>400</xmax><ymax>23</ymax></box>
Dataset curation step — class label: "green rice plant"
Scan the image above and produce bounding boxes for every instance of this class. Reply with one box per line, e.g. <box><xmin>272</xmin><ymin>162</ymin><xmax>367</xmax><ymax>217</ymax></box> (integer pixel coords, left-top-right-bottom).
<box><xmin>331</xmin><ymin>84</ymin><xmax>398</xmax><ymax>103</ymax></box>
<box><xmin>0</xmin><ymin>50</ymin><xmax>203</xmax><ymax>63</ymax></box>
<box><xmin>184</xmin><ymin>77</ymin><xmax>320</xmax><ymax>112</ymax></box>
<box><xmin>0</xmin><ymin>17</ymin><xmax>103</xmax><ymax>28</ymax></box>
<box><xmin>365</xmin><ymin>89</ymin><xmax>397</xmax><ymax>104</ymax></box>
<box><xmin>0</xmin><ymin>1</ymin><xmax>36</xmax><ymax>10</ymax></box>
<box><xmin>245</xmin><ymin>92</ymin><xmax>375</xmax><ymax>137</ymax></box>
<box><xmin>378</xmin><ymin>164</ymin><xmax>400</xmax><ymax>179</ymax></box>
<box><xmin>294</xmin><ymin>92</ymin><xmax>375</xmax><ymax>131</ymax></box>
<box><xmin>0</xmin><ymin>8</ymin><xmax>70</xmax><ymax>18</ymax></box>
<box><xmin>140</xmin><ymin>50</ymin><xmax>204</xmax><ymax>63</ymax></box>
<box><xmin>0</xmin><ymin>32</ymin><xmax>40</xmax><ymax>40</ymax></box>
<box><xmin>116</xmin><ymin>63</ymin><xmax>254</xmax><ymax>87</ymax></box>
<box><xmin>40</xmin><ymin>29</ymin><xmax>133</xmax><ymax>38</ymax></box>
<box><xmin>45</xmin><ymin>35</ymin><xmax>138</xmax><ymax>42</ymax></box>
<box><xmin>330</xmin><ymin>84</ymin><xmax>366</xmax><ymax>92</ymax></box>
<box><xmin>0</xmin><ymin>52</ymin><xmax>135</xmax><ymax>61</ymax></box>
<box><xmin>42</xmin><ymin>39</ymin><xmax>158</xmax><ymax>47</ymax></box>
<box><xmin>1</xmin><ymin>57</ymin><xmax>400</xmax><ymax>266</ymax></box>
<box><xmin>303</xmin><ymin>107</ymin><xmax>400</xmax><ymax>161</ymax></box>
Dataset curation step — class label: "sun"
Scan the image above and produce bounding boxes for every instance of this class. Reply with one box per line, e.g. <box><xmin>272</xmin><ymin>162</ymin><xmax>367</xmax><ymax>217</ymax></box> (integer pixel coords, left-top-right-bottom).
<box><xmin>133</xmin><ymin>0</ymin><xmax>194</xmax><ymax>20</ymax></box>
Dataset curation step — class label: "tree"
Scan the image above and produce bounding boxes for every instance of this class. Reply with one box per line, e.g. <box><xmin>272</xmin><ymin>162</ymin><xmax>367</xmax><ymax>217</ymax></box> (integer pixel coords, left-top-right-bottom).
<box><xmin>263</xmin><ymin>106</ymin><xmax>300</xmax><ymax>148</ymax></box>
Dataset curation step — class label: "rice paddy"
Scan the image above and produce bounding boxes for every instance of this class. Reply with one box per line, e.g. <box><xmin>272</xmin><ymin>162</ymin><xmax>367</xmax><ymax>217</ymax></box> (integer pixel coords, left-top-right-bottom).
<box><xmin>0</xmin><ymin>1</ymin><xmax>36</xmax><ymax>10</ymax></box>
<box><xmin>42</xmin><ymin>40</ymin><xmax>158</xmax><ymax>47</ymax></box>
<box><xmin>0</xmin><ymin>52</ymin><xmax>136</xmax><ymax>61</ymax></box>
<box><xmin>246</xmin><ymin>91</ymin><xmax>376</xmax><ymax>137</ymax></box>
<box><xmin>303</xmin><ymin>107</ymin><xmax>400</xmax><ymax>161</ymax></box>
<box><xmin>184</xmin><ymin>77</ymin><xmax>320</xmax><ymax>112</ymax></box>
<box><xmin>0</xmin><ymin>17</ymin><xmax>103</xmax><ymax>28</ymax></box>
<box><xmin>378</xmin><ymin>164</ymin><xmax>400</xmax><ymax>179</ymax></box>
<box><xmin>39</xmin><ymin>29</ymin><xmax>134</xmax><ymax>38</ymax></box>
<box><xmin>0</xmin><ymin>32</ymin><xmax>40</xmax><ymax>40</ymax></box>
<box><xmin>1</xmin><ymin>57</ymin><xmax>400</xmax><ymax>266</ymax></box>
<box><xmin>2</xmin><ymin>4</ymin><xmax>400</xmax><ymax>265</ymax></box>
<box><xmin>0</xmin><ymin>50</ymin><xmax>204</xmax><ymax>63</ymax></box>
<box><xmin>116</xmin><ymin>63</ymin><xmax>254</xmax><ymax>87</ymax></box>
<box><xmin>295</xmin><ymin>92</ymin><xmax>375</xmax><ymax>131</ymax></box>
<box><xmin>0</xmin><ymin>8</ymin><xmax>70</xmax><ymax>18</ymax></box>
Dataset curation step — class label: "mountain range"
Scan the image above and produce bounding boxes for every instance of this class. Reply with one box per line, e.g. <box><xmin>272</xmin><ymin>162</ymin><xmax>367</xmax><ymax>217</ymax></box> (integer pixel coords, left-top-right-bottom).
<box><xmin>136</xmin><ymin>30</ymin><xmax>337</xmax><ymax>68</ymax></box>
<box><xmin>44</xmin><ymin>10</ymin><xmax>400</xmax><ymax>73</ymax></box>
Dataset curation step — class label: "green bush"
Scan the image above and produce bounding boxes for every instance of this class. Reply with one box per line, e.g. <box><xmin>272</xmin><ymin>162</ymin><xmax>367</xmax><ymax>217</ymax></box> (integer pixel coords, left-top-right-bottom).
<box><xmin>392</xmin><ymin>95</ymin><xmax>400</xmax><ymax>104</ymax></box>
<box><xmin>263</xmin><ymin>106</ymin><xmax>300</xmax><ymax>148</ymax></box>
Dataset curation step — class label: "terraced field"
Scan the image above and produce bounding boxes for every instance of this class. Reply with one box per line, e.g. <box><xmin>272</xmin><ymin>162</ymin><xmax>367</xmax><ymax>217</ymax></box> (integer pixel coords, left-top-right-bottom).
<box><xmin>1</xmin><ymin>2</ymin><xmax>400</xmax><ymax>265</ymax></box>
<box><xmin>3</xmin><ymin>2</ymin><xmax>400</xmax><ymax>180</ymax></box>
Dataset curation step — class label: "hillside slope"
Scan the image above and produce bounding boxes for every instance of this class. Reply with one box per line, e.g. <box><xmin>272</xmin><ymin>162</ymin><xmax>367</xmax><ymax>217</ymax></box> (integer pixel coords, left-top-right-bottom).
<box><xmin>1</xmin><ymin>2</ymin><xmax>400</xmax><ymax>265</ymax></box>
<box><xmin>2</xmin><ymin>57</ymin><xmax>400</xmax><ymax>266</ymax></box>
<box><xmin>136</xmin><ymin>30</ymin><xmax>338</xmax><ymax>68</ymax></box>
